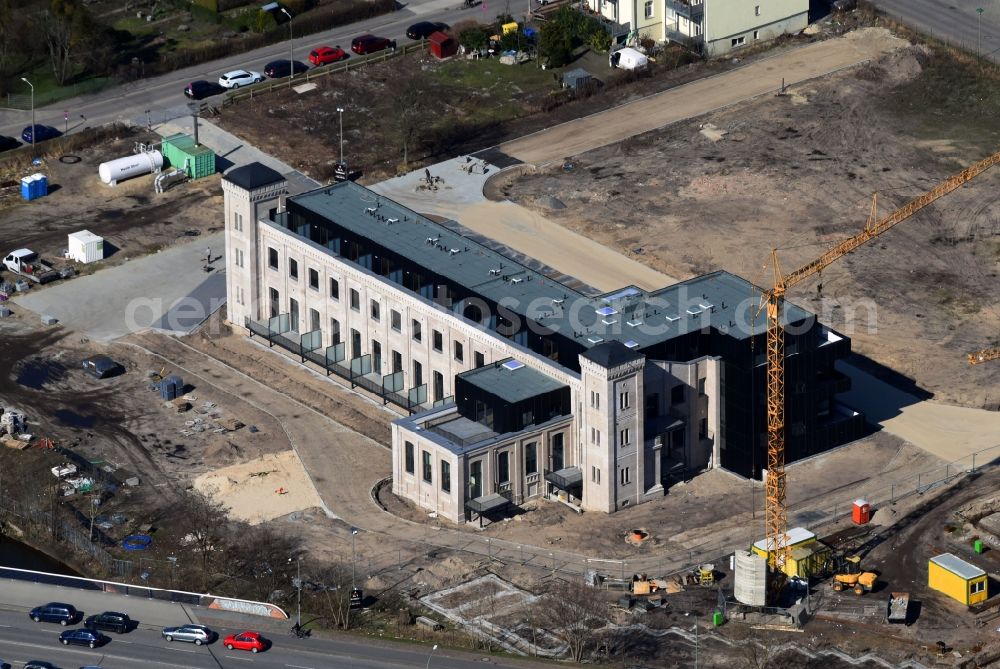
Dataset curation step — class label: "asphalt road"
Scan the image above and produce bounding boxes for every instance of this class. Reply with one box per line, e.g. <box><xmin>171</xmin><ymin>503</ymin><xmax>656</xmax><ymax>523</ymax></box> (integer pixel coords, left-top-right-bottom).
<box><xmin>869</xmin><ymin>0</ymin><xmax>1000</xmax><ymax>64</ymax></box>
<box><xmin>0</xmin><ymin>579</ymin><xmax>546</xmax><ymax>669</ymax></box>
<box><xmin>0</xmin><ymin>0</ymin><xmax>490</xmax><ymax>140</ymax></box>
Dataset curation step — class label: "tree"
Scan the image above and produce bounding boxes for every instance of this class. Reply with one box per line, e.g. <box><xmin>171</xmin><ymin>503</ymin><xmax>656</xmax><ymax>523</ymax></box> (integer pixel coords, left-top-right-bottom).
<box><xmin>42</xmin><ymin>0</ymin><xmax>86</xmax><ymax>85</ymax></box>
<box><xmin>386</xmin><ymin>59</ymin><xmax>431</xmax><ymax>169</ymax></box>
<box><xmin>538</xmin><ymin>580</ymin><xmax>610</xmax><ymax>662</ymax></box>
<box><xmin>539</xmin><ymin>20</ymin><xmax>573</xmax><ymax>68</ymax></box>
<box><xmin>175</xmin><ymin>490</ymin><xmax>230</xmax><ymax>592</ymax></box>
<box><xmin>308</xmin><ymin>563</ymin><xmax>357</xmax><ymax>629</ymax></box>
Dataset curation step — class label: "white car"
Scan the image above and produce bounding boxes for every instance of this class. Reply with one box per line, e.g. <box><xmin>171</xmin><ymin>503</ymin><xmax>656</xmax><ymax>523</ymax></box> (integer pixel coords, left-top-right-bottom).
<box><xmin>218</xmin><ymin>70</ymin><xmax>263</xmax><ymax>89</ymax></box>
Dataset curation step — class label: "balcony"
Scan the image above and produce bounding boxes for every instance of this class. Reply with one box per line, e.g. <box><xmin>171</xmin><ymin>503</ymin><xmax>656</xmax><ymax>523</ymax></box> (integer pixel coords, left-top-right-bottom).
<box><xmin>665</xmin><ymin>0</ymin><xmax>703</xmax><ymax>19</ymax></box>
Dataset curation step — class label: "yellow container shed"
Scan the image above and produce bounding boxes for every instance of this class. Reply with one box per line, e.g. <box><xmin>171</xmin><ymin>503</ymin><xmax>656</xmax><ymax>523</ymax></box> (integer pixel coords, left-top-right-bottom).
<box><xmin>752</xmin><ymin>527</ymin><xmax>826</xmax><ymax>579</ymax></box>
<box><xmin>928</xmin><ymin>553</ymin><xmax>987</xmax><ymax>606</ymax></box>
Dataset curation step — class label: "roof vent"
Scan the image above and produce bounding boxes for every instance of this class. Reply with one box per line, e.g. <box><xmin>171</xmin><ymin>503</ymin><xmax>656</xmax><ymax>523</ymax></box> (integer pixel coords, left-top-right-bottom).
<box><xmin>387</xmin><ymin>217</ymin><xmax>399</xmax><ymax>224</ymax></box>
<box><xmin>489</xmin><ymin>268</ymin><xmax>502</xmax><ymax>276</ymax></box>
<box><xmin>699</xmin><ymin>302</ymin><xmax>714</xmax><ymax>310</ymax></box>
<box><xmin>552</xmin><ymin>297</ymin><xmax>565</xmax><ymax>305</ymax></box>
<box><xmin>627</xmin><ymin>319</ymin><xmax>642</xmax><ymax>327</ymax></box>
<box><xmin>587</xmin><ymin>337</ymin><xmax>604</xmax><ymax>344</ymax></box>
<box><xmin>511</xmin><ymin>277</ymin><xmax>523</xmax><ymax>284</ymax></box>
<box><xmin>450</xmin><ymin>248</ymin><xmax>461</xmax><ymax>255</ymax></box>
<box><xmin>365</xmin><ymin>206</ymin><xmax>378</xmax><ymax>215</ymax></box>
<box><xmin>686</xmin><ymin>307</ymin><xmax>703</xmax><ymax>317</ymax></box>
<box><xmin>426</xmin><ymin>236</ymin><xmax>440</xmax><ymax>245</ymax></box>
<box><xmin>501</xmin><ymin>360</ymin><xmax>525</xmax><ymax>371</ymax></box>
<box><xmin>665</xmin><ymin>315</ymin><xmax>680</xmax><ymax>323</ymax></box>
<box><xmin>602</xmin><ymin>318</ymin><xmax>617</xmax><ymax>325</ymax></box>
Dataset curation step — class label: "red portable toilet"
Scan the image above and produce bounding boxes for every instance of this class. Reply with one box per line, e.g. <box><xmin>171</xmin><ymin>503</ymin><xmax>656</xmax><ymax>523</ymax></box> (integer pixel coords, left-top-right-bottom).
<box><xmin>852</xmin><ymin>499</ymin><xmax>871</xmax><ymax>525</ymax></box>
<box><xmin>429</xmin><ymin>31</ymin><xmax>457</xmax><ymax>60</ymax></box>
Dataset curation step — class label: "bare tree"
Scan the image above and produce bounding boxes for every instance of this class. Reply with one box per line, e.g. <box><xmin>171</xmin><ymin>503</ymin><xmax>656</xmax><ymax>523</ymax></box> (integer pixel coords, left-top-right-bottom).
<box><xmin>308</xmin><ymin>563</ymin><xmax>357</xmax><ymax>630</ymax></box>
<box><xmin>175</xmin><ymin>489</ymin><xmax>230</xmax><ymax>592</ymax></box>
<box><xmin>538</xmin><ymin>580</ymin><xmax>610</xmax><ymax>662</ymax></box>
<box><xmin>386</xmin><ymin>59</ymin><xmax>431</xmax><ymax>169</ymax></box>
<box><xmin>42</xmin><ymin>0</ymin><xmax>77</xmax><ymax>85</ymax></box>
<box><xmin>732</xmin><ymin>626</ymin><xmax>782</xmax><ymax>669</ymax></box>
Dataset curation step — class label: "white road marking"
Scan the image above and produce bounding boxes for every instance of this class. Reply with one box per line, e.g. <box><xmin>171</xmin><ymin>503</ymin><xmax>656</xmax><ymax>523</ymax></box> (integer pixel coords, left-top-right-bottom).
<box><xmin>225</xmin><ymin>655</ymin><xmax>254</xmax><ymax>661</ymax></box>
<box><xmin>285</xmin><ymin>665</ymin><xmax>316</xmax><ymax>669</ymax></box>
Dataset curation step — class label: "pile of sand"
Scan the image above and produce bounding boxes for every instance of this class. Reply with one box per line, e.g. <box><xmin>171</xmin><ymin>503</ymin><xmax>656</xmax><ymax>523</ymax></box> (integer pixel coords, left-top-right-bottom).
<box><xmin>193</xmin><ymin>449</ymin><xmax>324</xmax><ymax>524</ymax></box>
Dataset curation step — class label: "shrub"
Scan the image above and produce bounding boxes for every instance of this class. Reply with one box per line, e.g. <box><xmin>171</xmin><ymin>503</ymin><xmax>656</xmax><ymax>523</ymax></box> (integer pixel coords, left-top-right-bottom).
<box><xmin>589</xmin><ymin>27</ymin><xmax>611</xmax><ymax>53</ymax></box>
<box><xmin>457</xmin><ymin>25</ymin><xmax>491</xmax><ymax>51</ymax></box>
<box><xmin>539</xmin><ymin>20</ymin><xmax>572</xmax><ymax>67</ymax></box>
<box><xmin>190</xmin><ymin>0</ymin><xmax>219</xmax><ymax>12</ymax></box>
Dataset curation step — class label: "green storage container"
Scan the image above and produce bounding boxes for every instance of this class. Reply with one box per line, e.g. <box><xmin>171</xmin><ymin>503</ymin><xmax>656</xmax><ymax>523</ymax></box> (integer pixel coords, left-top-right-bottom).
<box><xmin>161</xmin><ymin>133</ymin><xmax>216</xmax><ymax>180</ymax></box>
<box><xmin>974</xmin><ymin>539</ymin><xmax>984</xmax><ymax>554</ymax></box>
<box><xmin>712</xmin><ymin>611</ymin><xmax>724</xmax><ymax>626</ymax></box>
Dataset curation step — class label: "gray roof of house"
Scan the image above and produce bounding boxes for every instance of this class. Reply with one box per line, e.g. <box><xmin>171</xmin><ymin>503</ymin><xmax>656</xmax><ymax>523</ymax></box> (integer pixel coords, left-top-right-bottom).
<box><xmin>289</xmin><ymin>181</ymin><xmax>815</xmax><ymax>351</ymax></box>
<box><xmin>581</xmin><ymin>340</ymin><xmax>645</xmax><ymax>367</ymax></box>
<box><xmin>930</xmin><ymin>553</ymin><xmax>986</xmax><ymax>580</ymax></box>
<box><xmin>224</xmin><ymin>163</ymin><xmax>285</xmax><ymax>191</ymax></box>
<box><xmin>458</xmin><ymin>359</ymin><xmax>569</xmax><ymax>403</ymax></box>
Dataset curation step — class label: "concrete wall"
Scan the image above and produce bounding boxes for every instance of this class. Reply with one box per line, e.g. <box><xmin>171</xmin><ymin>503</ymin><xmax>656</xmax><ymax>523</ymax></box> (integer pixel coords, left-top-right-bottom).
<box><xmin>704</xmin><ymin>0</ymin><xmax>808</xmax><ymax>56</ymax></box>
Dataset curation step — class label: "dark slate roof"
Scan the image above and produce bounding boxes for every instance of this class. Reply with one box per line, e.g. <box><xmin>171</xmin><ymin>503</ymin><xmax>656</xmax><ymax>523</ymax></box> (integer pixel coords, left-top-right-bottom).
<box><xmin>457</xmin><ymin>359</ymin><xmax>568</xmax><ymax>403</ymax></box>
<box><xmin>223</xmin><ymin>162</ymin><xmax>285</xmax><ymax>190</ymax></box>
<box><xmin>580</xmin><ymin>340</ymin><xmax>645</xmax><ymax>368</ymax></box>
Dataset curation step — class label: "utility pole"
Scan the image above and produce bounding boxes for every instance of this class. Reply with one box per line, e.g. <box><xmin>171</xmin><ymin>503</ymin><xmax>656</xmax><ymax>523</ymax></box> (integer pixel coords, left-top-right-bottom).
<box><xmin>977</xmin><ymin>7</ymin><xmax>985</xmax><ymax>58</ymax></box>
<box><xmin>337</xmin><ymin>107</ymin><xmax>345</xmax><ymax>166</ymax></box>
<box><xmin>20</xmin><ymin>78</ymin><xmax>34</xmax><ymax>156</ymax></box>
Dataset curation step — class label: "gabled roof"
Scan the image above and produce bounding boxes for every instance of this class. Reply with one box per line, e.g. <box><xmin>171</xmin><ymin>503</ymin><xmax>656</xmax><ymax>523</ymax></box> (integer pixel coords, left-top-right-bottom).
<box><xmin>223</xmin><ymin>163</ymin><xmax>285</xmax><ymax>191</ymax></box>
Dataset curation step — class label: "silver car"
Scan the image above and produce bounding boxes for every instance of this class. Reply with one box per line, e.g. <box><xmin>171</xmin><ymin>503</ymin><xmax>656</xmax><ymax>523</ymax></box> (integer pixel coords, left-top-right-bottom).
<box><xmin>162</xmin><ymin>624</ymin><xmax>214</xmax><ymax>645</ymax></box>
<box><xmin>217</xmin><ymin>69</ymin><xmax>263</xmax><ymax>89</ymax></box>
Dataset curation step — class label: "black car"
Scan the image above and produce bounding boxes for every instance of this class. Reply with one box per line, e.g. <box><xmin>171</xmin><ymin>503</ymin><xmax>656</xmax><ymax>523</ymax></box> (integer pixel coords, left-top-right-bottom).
<box><xmin>184</xmin><ymin>80</ymin><xmax>224</xmax><ymax>100</ymax></box>
<box><xmin>59</xmin><ymin>628</ymin><xmax>107</xmax><ymax>648</ymax></box>
<box><xmin>0</xmin><ymin>135</ymin><xmax>19</xmax><ymax>152</ymax></box>
<box><xmin>23</xmin><ymin>662</ymin><xmax>58</xmax><ymax>669</ymax></box>
<box><xmin>84</xmin><ymin>611</ymin><xmax>131</xmax><ymax>634</ymax></box>
<box><xmin>29</xmin><ymin>602</ymin><xmax>79</xmax><ymax>625</ymax></box>
<box><xmin>21</xmin><ymin>125</ymin><xmax>60</xmax><ymax>144</ymax></box>
<box><xmin>263</xmin><ymin>60</ymin><xmax>309</xmax><ymax>79</ymax></box>
<box><xmin>406</xmin><ymin>21</ymin><xmax>449</xmax><ymax>40</ymax></box>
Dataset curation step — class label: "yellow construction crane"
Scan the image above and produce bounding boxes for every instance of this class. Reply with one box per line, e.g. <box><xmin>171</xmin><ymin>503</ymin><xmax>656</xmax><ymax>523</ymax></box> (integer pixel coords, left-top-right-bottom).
<box><xmin>761</xmin><ymin>149</ymin><xmax>1000</xmax><ymax>574</ymax></box>
<box><xmin>968</xmin><ymin>347</ymin><xmax>1000</xmax><ymax>365</ymax></box>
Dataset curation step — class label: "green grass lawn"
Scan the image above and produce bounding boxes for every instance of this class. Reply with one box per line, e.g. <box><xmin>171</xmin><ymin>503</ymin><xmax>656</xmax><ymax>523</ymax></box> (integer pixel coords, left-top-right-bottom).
<box><xmin>433</xmin><ymin>58</ymin><xmax>556</xmax><ymax>93</ymax></box>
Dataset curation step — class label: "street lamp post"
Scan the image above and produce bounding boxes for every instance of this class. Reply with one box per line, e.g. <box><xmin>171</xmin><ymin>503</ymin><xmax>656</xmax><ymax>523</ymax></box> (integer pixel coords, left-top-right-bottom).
<box><xmin>280</xmin><ymin>8</ymin><xmax>294</xmax><ymax>87</ymax></box>
<box><xmin>336</xmin><ymin>107</ymin><xmax>345</xmax><ymax>165</ymax></box>
<box><xmin>425</xmin><ymin>644</ymin><xmax>439</xmax><ymax>669</ymax></box>
<box><xmin>20</xmin><ymin>77</ymin><xmax>34</xmax><ymax>155</ymax></box>
<box><xmin>290</xmin><ymin>556</ymin><xmax>303</xmax><ymax>626</ymax></box>
<box><xmin>351</xmin><ymin>528</ymin><xmax>359</xmax><ymax>589</ymax></box>
<box><xmin>977</xmin><ymin>8</ymin><xmax>985</xmax><ymax>58</ymax></box>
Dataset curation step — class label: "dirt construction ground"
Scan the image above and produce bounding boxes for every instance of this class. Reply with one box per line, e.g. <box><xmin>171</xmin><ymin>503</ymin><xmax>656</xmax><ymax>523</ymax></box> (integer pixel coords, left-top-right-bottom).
<box><xmin>498</xmin><ymin>37</ymin><xmax>1000</xmax><ymax>409</ymax></box>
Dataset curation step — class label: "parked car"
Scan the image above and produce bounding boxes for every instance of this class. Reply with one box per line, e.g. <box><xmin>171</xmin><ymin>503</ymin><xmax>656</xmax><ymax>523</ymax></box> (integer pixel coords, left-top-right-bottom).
<box><xmin>223</xmin><ymin>631</ymin><xmax>266</xmax><ymax>653</ymax></box>
<box><xmin>406</xmin><ymin>21</ymin><xmax>449</xmax><ymax>39</ymax></box>
<box><xmin>84</xmin><ymin>611</ymin><xmax>131</xmax><ymax>634</ymax></box>
<box><xmin>162</xmin><ymin>624</ymin><xmax>215</xmax><ymax>645</ymax></box>
<box><xmin>0</xmin><ymin>658</ymin><xmax>9</xmax><ymax>669</ymax></box>
<box><xmin>217</xmin><ymin>70</ymin><xmax>263</xmax><ymax>89</ymax></box>
<box><xmin>184</xmin><ymin>80</ymin><xmax>224</xmax><ymax>100</ymax></box>
<box><xmin>21</xmin><ymin>125</ymin><xmax>60</xmax><ymax>144</ymax></box>
<box><xmin>23</xmin><ymin>662</ymin><xmax>59</xmax><ymax>669</ymax></box>
<box><xmin>308</xmin><ymin>45</ymin><xmax>349</xmax><ymax>65</ymax></box>
<box><xmin>263</xmin><ymin>59</ymin><xmax>309</xmax><ymax>79</ymax></box>
<box><xmin>29</xmin><ymin>603</ymin><xmax>79</xmax><ymax>625</ymax></box>
<box><xmin>59</xmin><ymin>629</ymin><xmax>107</xmax><ymax>649</ymax></box>
<box><xmin>0</xmin><ymin>135</ymin><xmax>19</xmax><ymax>152</ymax></box>
<box><xmin>350</xmin><ymin>35</ymin><xmax>396</xmax><ymax>55</ymax></box>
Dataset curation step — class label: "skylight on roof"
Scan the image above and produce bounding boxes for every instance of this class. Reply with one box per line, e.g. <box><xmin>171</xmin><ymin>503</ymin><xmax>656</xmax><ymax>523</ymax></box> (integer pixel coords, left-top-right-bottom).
<box><xmin>627</xmin><ymin>319</ymin><xmax>642</xmax><ymax>327</ymax></box>
<box><xmin>686</xmin><ymin>307</ymin><xmax>703</xmax><ymax>316</ymax></box>
<box><xmin>665</xmin><ymin>315</ymin><xmax>680</xmax><ymax>323</ymax></box>
<box><xmin>602</xmin><ymin>318</ymin><xmax>617</xmax><ymax>325</ymax></box>
<box><xmin>624</xmin><ymin>340</ymin><xmax>639</xmax><ymax>349</ymax></box>
<box><xmin>596</xmin><ymin>306</ymin><xmax>617</xmax><ymax>317</ymax></box>
<box><xmin>501</xmin><ymin>360</ymin><xmax>525</xmax><ymax>371</ymax></box>
<box><xmin>699</xmin><ymin>302</ymin><xmax>714</xmax><ymax>310</ymax></box>
<box><xmin>587</xmin><ymin>337</ymin><xmax>604</xmax><ymax>344</ymax></box>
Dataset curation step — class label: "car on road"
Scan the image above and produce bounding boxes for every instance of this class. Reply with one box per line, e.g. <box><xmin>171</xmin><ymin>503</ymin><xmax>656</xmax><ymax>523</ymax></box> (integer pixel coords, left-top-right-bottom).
<box><xmin>59</xmin><ymin>629</ymin><xmax>108</xmax><ymax>649</ymax></box>
<box><xmin>263</xmin><ymin>59</ymin><xmax>309</xmax><ymax>79</ymax></box>
<box><xmin>21</xmin><ymin>125</ymin><xmax>60</xmax><ymax>144</ymax></box>
<box><xmin>23</xmin><ymin>662</ymin><xmax>58</xmax><ymax>669</ymax></box>
<box><xmin>308</xmin><ymin>45</ymin><xmax>349</xmax><ymax>65</ymax></box>
<box><xmin>84</xmin><ymin>611</ymin><xmax>131</xmax><ymax>634</ymax></box>
<box><xmin>406</xmin><ymin>21</ymin><xmax>449</xmax><ymax>39</ymax></box>
<box><xmin>29</xmin><ymin>602</ymin><xmax>79</xmax><ymax>625</ymax></box>
<box><xmin>350</xmin><ymin>34</ymin><xmax>396</xmax><ymax>55</ymax></box>
<box><xmin>162</xmin><ymin>623</ymin><xmax>215</xmax><ymax>645</ymax></box>
<box><xmin>223</xmin><ymin>630</ymin><xmax>266</xmax><ymax>653</ymax></box>
<box><xmin>0</xmin><ymin>136</ymin><xmax>19</xmax><ymax>152</ymax></box>
<box><xmin>184</xmin><ymin>80</ymin><xmax>224</xmax><ymax>100</ymax></box>
<box><xmin>217</xmin><ymin>69</ymin><xmax>263</xmax><ymax>89</ymax></box>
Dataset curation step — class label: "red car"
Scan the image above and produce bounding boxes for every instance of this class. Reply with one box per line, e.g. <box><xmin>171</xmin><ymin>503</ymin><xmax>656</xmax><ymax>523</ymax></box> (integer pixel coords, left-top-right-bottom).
<box><xmin>350</xmin><ymin>35</ymin><xmax>396</xmax><ymax>55</ymax></box>
<box><xmin>309</xmin><ymin>45</ymin><xmax>350</xmax><ymax>66</ymax></box>
<box><xmin>223</xmin><ymin>630</ymin><xmax>266</xmax><ymax>653</ymax></box>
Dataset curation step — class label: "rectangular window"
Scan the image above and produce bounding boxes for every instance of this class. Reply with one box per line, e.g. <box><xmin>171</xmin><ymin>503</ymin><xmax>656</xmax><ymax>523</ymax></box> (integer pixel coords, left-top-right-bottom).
<box><xmin>454</xmin><ymin>341</ymin><xmax>464</xmax><ymax>362</ymax></box>
<box><xmin>441</xmin><ymin>461</ymin><xmax>451</xmax><ymax>494</ymax></box>
<box><xmin>351</xmin><ymin>329</ymin><xmax>361</xmax><ymax>359</ymax></box>
<box><xmin>753</xmin><ymin>29</ymin><xmax>760</xmax><ymax>40</ymax></box>
<box><xmin>289</xmin><ymin>258</ymin><xmax>298</xmax><ymax>280</ymax></box>
<box><xmin>470</xmin><ymin>460</ymin><xmax>483</xmax><ymax>498</ymax></box>
<box><xmin>422</xmin><ymin>451</ymin><xmax>432</xmax><ymax>483</ymax></box>
<box><xmin>671</xmin><ymin>385</ymin><xmax>685</xmax><ymax>405</ymax></box>
<box><xmin>591</xmin><ymin>427</ymin><xmax>601</xmax><ymax>445</ymax></box>
<box><xmin>433</xmin><ymin>371</ymin><xmax>444</xmax><ymax>402</ymax></box>
<box><xmin>732</xmin><ymin>36</ymin><xmax>746</xmax><ymax>47</ymax></box>
<box><xmin>412</xmin><ymin>319</ymin><xmax>422</xmax><ymax>342</ymax></box>
<box><xmin>233</xmin><ymin>212</ymin><xmax>243</xmax><ymax>231</ymax></box>
<box><xmin>474</xmin><ymin>351</ymin><xmax>485</xmax><ymax>368</ymax></box>
<box><xmin>405</xmin><ymin>441</ymin><xmax>414</xmax><ymax>474</ymax></box>
<box><xmin>309</xmin><ymin>308</ymin><xmax>320</xmax><ymax>333</ymax></box>
<box><xmin>972</xmin><ymin>580</ymin><xmax>986</xmax><ymax>594</ymax></box>
<box><xmin>350</xmin><ymin>288</ymin><xmax>360</xmax><ymax>312</ymax></box>
<box><xmin>269</xmin><ymin>287</ymin><xmax>279</xmax><ymax>319</ymax></box>
<box><xmin>234</xmin><ymin>248</ymin><xmax>243</xmax><ymax>268</ymax></box>
<box><xmin>525</xmin><ymin>442</ymin><xmax>537</xmax><ymax>475</ymax></box>
<box><xmin>754</xmin><ymin>4</ymin><xmax>760</xmax><ymax>15</ymax></box>
<box><xmin>372</xmin><ymin>340</ymin><xmax>382</xmax><ymax>373</ymax></box>
<box><xmin>621</xmin><ymin>467</ymin><xmax>631</xmax><ymax>485</ymax></box>
<box><xmin>497</xmin><ymin>451</ymin><xmax>510</xmax><ymax>485</ymax></box>
<box><xmin>590</xmin><ymin>391</ymin><xmax>600</xmax><ymax>409</ymax></box>
<box><xmin>289</xmin><ymin>298</ymin><xmax>300</xmax><ymax>333</ymax></box>
<box><xmin>308</xmin><ymin>268</ymin><xmax>319</xmax><ymax>290</ymax></box>
<box><xmin>432</xmin><ymin>330</ymin><xmax>443</xmax><ymax>352</ymax></box>
<box><xmin>391</xmin><ymin>309</ymin><xmax>401</xmax><ymax>331</ymax></box>
<box><xmin>591</xmin><ymin>466</ymin><xmax>601</xmax><ymax>484</ymax></box>
<box><xmin>371</xmin><ymin>299</ymin><xmax>380</xmax><ymax>321</ymax></box>
<box><xmin>551</xmin><ymin>433</ymin><xmax>564</xmax><ymax>470</ymax></box>
<box><xmin>330</xmin><ymin>318</ymin><xmax>341</xmax><ymax>346</ymax></box>
<box><xmin>644</xmin><ymin>0</ymin><xmax>653</xmax><ymax>18</ymax></box>
<box><xmin>329</xmin><ymin>278</ymin><xmax>340</xmax><ymax>300</ymax></box>
<box><xmin>699</xmin><ymin>418</ymin><xmax>708</xmax><ymax>439</ymax></box>
<box><xmin>698</xmin><ymin>378</ymin><xmax>707</xmax><ymax>396</ymax></box>
<box><xmin>268</xmin><ymin>247</ymin><xmax>278</xmax><ymax>270</ymax></box>
<box><xmin>392</xmin><ymin>350</ymin><xmax>402</xmax><ymax>373</ymax></box>
<box><xmin>619</xmin><ymin>391</ymin><xmax>630</xmax><ymax>410</ymax></box>
<box><xmin>413</xmin><ymin>360</ymin><xmax>423</xmax><ymax>387</ymax></box>
<box><xmin>620</xmin><ymin>428</ymin><xmax>630</xmax><ymax>445</ymax></box>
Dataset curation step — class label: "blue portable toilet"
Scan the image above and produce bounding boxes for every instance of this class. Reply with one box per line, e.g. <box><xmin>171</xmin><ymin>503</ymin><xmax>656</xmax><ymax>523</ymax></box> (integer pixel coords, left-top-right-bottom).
<box><xmin>35</xmin><ymin>174</ymin><xmax>48</xmax><ymax>197</ymax></box>
<box><xmin>20</xmin><ymin>176</ymin><xmax>33</xmax><ymax>201</ymax></box>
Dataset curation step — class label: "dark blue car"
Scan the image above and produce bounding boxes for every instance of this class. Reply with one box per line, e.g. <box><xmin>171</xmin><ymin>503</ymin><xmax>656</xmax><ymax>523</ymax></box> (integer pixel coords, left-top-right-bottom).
<box><xmin>59</xmin><ymin>628</ymin><xmax>107</xmax><ymax>648</ymax></box>
<box><xmin>29</xmin><ymin>602</ymin><xmax>78</xmax><ymax>625</ymax></box>
<box><xmin>21</xmin><ymin>124</ymin><xmax>60</xmax><ymax>144</ymax></box>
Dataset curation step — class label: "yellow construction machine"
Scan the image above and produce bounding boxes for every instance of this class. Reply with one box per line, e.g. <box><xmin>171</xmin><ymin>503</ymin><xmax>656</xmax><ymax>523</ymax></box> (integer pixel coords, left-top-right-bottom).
<box><xmin>831</xmin><ymin>556</ymin><xmax>878</xmax><ymax>595</ymax></box>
